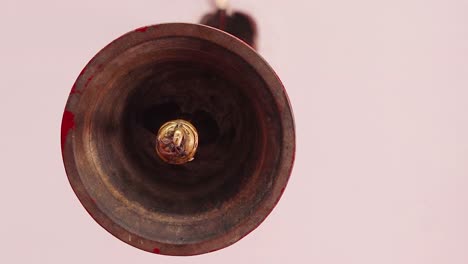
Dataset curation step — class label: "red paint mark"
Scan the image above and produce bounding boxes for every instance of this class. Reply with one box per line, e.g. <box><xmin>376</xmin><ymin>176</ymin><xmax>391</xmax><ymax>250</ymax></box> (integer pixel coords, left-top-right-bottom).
<box><xmin>135</xmin><ymin>26</ymin><xmax>149</xmax><ymax>32</ymax></box>
<box><xmin>84</xmin><ymin>75</ymin><xmax>94</xmax><ymax>87</ymax></box>
<box><xmin>152</xmin><ymin>248</ymin><xmax>160</xmax><ymax>254</ymax></box>
<box><xmin>61</xmin><ymin>110</ymin><xmax>75</xmax><ymax>150</ymax></box>
<box><xmin>280</xmin><ymin>187</ymin><xmax>285</xmax><ymax>194</ymax></box>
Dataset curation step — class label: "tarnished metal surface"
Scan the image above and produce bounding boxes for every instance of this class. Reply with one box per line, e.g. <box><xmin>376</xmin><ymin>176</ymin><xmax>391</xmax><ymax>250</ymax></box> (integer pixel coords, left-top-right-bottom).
<box><xmin>61</xmin><ymin>23</ymin><xmax>295</xmax><ymax>256</ymax></box>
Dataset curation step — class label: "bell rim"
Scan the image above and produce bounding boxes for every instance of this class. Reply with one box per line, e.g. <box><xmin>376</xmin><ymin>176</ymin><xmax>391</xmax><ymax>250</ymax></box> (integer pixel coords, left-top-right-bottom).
<box><xmin>60</xmin><ymin>22</ymin><xmax>295</xmax><ymax>256</ymax></box>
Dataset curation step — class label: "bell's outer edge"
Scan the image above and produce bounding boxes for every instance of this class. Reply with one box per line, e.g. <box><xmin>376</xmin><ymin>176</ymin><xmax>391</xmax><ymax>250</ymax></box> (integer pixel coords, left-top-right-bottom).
<box><xmin>60</xmin><ymin>23</ymin><xmax>295</xmax><ymax>256</ymax></box>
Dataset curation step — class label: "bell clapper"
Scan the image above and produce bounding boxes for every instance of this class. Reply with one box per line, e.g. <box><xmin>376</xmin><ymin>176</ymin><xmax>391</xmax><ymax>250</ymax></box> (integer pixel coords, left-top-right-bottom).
<box><xmin>156</xmin><ymin>119</ymin><xmax>199</xmax><ymax>165</ymax></box>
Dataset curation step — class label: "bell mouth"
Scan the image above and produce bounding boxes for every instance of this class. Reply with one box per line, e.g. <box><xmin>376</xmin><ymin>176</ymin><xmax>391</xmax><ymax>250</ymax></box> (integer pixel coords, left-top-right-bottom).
<box><xmin>116</xmin><ymin>53</ymin><xmax>265</xmax><ymax>217</ymax></box>
<box><xmin>61</xmin><ymin>23</ymin><xmax>295</xmax><ymax>256</ymax></box>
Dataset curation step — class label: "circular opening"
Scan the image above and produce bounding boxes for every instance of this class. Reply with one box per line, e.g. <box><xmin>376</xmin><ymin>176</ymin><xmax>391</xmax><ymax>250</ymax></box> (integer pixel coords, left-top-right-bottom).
<box><xmin>118</xmin><ymin>60</ymin><xmax>262</xmax><ymax>215</ymax></box>
<box><xmin>64</xmin><ymin>25</ymin><xmax>293</xmax><ymax>255</ymax></box>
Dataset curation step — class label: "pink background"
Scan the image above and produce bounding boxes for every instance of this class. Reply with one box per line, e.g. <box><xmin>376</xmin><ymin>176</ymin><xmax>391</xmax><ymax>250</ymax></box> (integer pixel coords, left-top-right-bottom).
<box><xmin>2</xmin><ymin>0</ymin><xmax>468</xmax><ymax>263</ymax></box>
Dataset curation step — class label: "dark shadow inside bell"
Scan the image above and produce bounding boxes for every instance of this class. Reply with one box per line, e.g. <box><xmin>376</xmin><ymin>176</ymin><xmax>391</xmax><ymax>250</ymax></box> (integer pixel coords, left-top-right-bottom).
<box><xmin>116</xmin><ymin>60</ymin><xmax>262</xmax><ymax>215</ymax></box>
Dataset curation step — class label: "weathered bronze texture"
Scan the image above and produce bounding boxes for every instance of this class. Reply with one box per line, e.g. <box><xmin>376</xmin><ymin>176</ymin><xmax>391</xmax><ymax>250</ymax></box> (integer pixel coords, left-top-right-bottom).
<box><xmin>61</xmin><ymin>23</ymin><xmax>295</xmax><ymax>256</ymax></box>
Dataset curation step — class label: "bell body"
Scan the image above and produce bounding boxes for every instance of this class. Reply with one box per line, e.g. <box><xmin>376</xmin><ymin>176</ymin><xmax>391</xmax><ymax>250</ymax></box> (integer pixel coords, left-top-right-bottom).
<box><xmin>61</xmin><ymin>23</ymin><xmax>295</xmax><ymax>256</ymax></box>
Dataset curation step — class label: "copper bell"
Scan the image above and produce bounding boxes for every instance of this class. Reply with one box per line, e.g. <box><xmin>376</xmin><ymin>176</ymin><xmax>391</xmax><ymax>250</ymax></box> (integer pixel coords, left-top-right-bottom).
<box><xmin>61</xmin><ymin>3</ymin><xmax>295</xmax><ymax>256</ymax></box>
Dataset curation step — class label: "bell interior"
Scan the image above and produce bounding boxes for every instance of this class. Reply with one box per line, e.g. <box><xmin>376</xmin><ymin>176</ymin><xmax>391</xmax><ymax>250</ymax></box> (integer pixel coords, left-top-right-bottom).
<box><xmin>74</xmin><ymin>36</ymin><xmax>282</xmax><ymax>244</ymax></box>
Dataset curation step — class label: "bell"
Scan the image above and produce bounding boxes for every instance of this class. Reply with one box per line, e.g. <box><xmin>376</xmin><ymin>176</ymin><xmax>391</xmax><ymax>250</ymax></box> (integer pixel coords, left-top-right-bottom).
<box><xmin>61</xmin><ymin>6</ymin><xmax>295</xmax><ymax>256</ymax></box>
